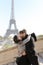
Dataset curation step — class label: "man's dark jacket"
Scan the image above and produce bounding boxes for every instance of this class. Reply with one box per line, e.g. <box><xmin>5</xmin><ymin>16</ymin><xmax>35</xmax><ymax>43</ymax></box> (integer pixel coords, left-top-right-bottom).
<box><xmin>13</xmin><ymin>33</ymin><xmax>39</xmax><ymax>65</ymax></box>
<box><xmin>21</xmin><ymin>33</ymin><xmax>39</xmax><ymax>65</ymax></box>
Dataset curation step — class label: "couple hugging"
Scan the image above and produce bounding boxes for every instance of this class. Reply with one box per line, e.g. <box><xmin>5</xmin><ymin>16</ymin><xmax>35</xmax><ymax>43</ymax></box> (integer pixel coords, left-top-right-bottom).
<box><xmin>13</xmin><ymin>29</ymin><xmax>39</xmax><ymax>65</ymax></box>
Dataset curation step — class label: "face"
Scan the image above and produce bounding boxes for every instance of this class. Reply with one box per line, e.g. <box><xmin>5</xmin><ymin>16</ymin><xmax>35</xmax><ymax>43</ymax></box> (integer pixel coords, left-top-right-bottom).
<box><xmin>19</xmin><ymin>32</ymin><xmax>26</xmax><ymax>38</ymax></box>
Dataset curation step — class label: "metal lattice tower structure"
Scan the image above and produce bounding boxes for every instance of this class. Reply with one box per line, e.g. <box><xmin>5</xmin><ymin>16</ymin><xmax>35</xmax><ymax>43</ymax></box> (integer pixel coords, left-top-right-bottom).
<box><xmin>4</xmin><ymin>0</ymin><xmax>18</xmax><ymax>38</ymax></box>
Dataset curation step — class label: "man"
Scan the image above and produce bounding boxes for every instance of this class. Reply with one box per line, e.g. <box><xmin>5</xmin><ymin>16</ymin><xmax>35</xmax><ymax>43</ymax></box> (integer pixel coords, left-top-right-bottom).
<box><xmin>19</xmin><ymin>29</ymin><xmax>39</xmax><ymax>65</ymax></box>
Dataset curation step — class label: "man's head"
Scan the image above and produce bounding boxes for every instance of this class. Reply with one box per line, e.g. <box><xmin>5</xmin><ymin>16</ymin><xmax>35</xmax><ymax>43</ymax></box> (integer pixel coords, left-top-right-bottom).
<box><xmin>19</xmin><ymin>29</ymin><xmax>27</xmax><ymax>38</ymax></box>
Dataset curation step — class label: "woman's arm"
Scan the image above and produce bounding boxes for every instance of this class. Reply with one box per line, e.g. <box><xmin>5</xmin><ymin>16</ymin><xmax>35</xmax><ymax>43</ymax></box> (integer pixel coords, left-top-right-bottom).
<box><xmin>31</xmin><ymin>33</ymin><xmax>37</xmax><ymax>42</ymax></box>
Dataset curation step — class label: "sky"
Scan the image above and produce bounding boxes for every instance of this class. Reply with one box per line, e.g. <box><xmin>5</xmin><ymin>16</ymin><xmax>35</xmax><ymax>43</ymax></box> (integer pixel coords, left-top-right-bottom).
<box><xmin>0</xmin><ymin>0</ymin><xmax>43</xmax><ymax>36</ymax></box>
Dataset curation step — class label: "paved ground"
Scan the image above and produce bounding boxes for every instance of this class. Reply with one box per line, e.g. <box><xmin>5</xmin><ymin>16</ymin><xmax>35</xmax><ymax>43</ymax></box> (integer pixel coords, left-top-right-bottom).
<box><xmin>39</xmin><ymin>56</ymin><xmax>43</xmax><ymax>65</ymax></box>
<box><xmin>3</xmin><ymin>56</ymin><xmax>43</xmax><ymax>65</ymax></box>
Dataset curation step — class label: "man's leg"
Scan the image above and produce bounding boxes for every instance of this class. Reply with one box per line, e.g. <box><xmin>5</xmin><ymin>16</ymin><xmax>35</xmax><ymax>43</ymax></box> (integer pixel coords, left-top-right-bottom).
<box><xmin>32</xmin><ymin>55</ymin><xmax>39</xmax><ymax>65</ymax></box>
<box><xmin>27</xmin><ymin>53</ymin><xmax>39</xmax><ymax>65</ymax></box>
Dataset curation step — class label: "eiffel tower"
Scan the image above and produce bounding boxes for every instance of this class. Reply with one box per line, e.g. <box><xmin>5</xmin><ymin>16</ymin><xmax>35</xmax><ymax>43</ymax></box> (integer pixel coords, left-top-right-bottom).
<box><xmin>4</xmin><ymin>0</ymin><xmax>18</xmax><ymax>38</ymax></box>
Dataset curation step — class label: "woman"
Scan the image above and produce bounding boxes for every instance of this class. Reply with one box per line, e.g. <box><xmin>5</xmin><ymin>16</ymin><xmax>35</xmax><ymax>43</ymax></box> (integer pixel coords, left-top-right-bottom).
<box><xmin>13</xmin><ymin>31</ymin><xmax>31</xmax><ymax>65</ymax></box>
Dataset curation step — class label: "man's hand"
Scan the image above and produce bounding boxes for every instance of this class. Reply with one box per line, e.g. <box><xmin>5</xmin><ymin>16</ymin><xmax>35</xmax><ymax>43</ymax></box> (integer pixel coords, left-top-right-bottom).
<box><xmin>22</xmin><ymin>51</ymin><xmax>26</xmax><ymax>56</ymax></box>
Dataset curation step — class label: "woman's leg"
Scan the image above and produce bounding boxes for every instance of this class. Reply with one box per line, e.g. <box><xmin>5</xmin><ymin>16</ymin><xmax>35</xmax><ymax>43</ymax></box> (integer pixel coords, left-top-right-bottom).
<box><xmin>27</xmin><ymin>53</ymin><xmax>39</xmax><ymax>65</ymax></box>
<box><xmin>16</xmin><ymin>55</ymin><xmax>31</xmax><ymax>65</ymax></box>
